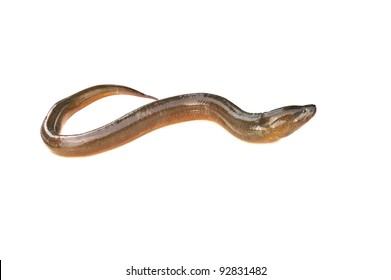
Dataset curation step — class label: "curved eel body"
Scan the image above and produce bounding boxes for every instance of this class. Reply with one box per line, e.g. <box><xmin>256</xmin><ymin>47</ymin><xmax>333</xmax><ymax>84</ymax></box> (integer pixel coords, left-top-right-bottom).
<box><xmin>41</xmin><ymin>85</ymin><xmax>316</xmax><ymax>156</ymax></box>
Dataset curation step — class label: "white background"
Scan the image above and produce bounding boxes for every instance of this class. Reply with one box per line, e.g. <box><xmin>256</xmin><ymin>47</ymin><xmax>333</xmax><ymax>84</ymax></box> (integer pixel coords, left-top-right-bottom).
<box><xmin>1</xmin><ymin>0</ymin><xmax>390</xmax><ymax>279</ymax></box>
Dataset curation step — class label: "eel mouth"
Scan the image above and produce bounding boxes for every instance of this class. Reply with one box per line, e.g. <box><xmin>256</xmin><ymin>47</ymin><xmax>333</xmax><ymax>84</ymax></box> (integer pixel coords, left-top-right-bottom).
<box><xmin>296</xmin><ymin>104</ymin><xmax>316</xmax><ymax>123</ymax></box>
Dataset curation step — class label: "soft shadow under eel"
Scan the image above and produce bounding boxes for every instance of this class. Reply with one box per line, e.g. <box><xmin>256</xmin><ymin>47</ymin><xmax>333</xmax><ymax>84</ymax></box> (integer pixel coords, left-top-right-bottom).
<box><xmin>41</xmin><ymin>85</ymin><xmax>316</xmax><ymax>156</ymax></box>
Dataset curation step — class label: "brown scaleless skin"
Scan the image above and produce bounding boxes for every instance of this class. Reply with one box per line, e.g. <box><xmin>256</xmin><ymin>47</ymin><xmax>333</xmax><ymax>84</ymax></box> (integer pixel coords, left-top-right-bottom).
<box><xmin>41</xmin><ymin>85</ymin><xmax>316</xmax><ymax>157</ymax></box>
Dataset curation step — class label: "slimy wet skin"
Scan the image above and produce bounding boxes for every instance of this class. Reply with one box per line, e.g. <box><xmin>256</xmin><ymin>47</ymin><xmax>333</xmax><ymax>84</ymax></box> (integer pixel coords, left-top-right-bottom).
<box><xmin>41</xmin><ymin>85</ymin><xmax>316</xmax><ymax>156</ymax></box>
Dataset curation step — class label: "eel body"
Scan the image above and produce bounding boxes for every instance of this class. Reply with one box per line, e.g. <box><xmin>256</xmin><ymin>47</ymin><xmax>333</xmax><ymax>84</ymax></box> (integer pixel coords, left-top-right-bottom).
<box><xmin>41</xmin><ymin>85</ymin><xmax>316</xmax><ymax>156</ymax></box>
